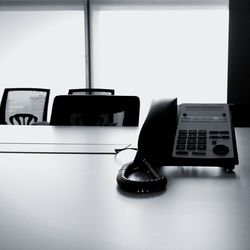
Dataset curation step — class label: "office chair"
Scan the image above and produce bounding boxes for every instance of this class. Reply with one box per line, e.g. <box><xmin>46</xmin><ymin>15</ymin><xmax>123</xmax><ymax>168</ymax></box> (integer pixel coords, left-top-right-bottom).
<box><xmin>50</xmin><ymin>95</ymin><xmax>140</xmax><ymax>126</ymax></box>
<box><xmin>68</xmin><ymin>88</ymin><xmax>115</xmax><ymax>95</ymax></box>
<box><xmin>0</xmin><ymin>88</ymin><xmax>50</xmax><ymax>125</ymax></box>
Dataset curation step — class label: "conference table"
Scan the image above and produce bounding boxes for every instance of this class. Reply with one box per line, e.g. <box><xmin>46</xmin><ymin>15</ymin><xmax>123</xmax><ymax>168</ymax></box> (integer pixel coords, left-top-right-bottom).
<box><xmin>0</xmin><ymin>125</ymin><xmax>249</xmax><ymax>250</ymax></box>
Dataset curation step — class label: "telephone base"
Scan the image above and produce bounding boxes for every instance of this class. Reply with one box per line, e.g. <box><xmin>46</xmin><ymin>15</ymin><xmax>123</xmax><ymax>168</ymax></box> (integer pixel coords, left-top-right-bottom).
<box><xmin>172</xmin><ymin>103</ymin><xmax>239</xmax><ymax>167</ymax></box>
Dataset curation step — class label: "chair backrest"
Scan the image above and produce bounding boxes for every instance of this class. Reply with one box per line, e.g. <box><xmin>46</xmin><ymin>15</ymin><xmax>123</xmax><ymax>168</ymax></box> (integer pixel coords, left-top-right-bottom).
<box><xmin>0</xmin><ymin>88</ymin><xmax>50</xmax><ymax>125</ymax></box>
<box><xmin>50</xmin><ymin>95</ymin><xmax>140</xmax><ymax>126</ymax></box>
<box><xmin>9</xmin><ymin>113</ymin><xmax>38</xmax><ymax>125</ymax></box>
<box><xmin>68</xmin><ymin>88</ymin><xmax>115</xmax><ymax>95</ymax></box>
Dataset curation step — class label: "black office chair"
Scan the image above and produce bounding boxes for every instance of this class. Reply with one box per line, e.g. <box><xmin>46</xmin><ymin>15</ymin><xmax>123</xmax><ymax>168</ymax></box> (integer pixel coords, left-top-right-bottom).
<box><xmin>50</xmin><ymin>95</ymin><xmax>140</xmax><ymax>126</ymax></box>
<box><xmin>0</xmin><ymin>88</ymin><xmax>50</xmax><ymax>125</ymax></box>
<box><xmin>68</xmin><ymin>88</ymin><xmax>115</xmax><ymax>95</ymax></box>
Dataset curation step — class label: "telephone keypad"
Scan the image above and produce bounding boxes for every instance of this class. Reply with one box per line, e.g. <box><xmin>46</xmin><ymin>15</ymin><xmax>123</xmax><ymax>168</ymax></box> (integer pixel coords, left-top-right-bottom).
<box><xmin>176</xmin><ymin>129</ymin><xmax>208</xmax><ymax>154</ymax></box>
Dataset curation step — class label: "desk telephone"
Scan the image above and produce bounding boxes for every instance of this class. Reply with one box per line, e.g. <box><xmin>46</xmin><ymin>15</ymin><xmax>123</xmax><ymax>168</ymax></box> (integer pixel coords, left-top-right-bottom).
<box><xmin>117</xmin><ymin>98</ymin><xmax>239</xmax><ymax>193</ymax></box>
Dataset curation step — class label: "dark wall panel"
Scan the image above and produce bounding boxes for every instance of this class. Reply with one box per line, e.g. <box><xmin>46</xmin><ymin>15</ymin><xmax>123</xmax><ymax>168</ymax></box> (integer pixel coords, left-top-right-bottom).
<box><xmin>228</xmin><ymin>0</ymin><xmax>250</xmax><ymax>126</ymax></box>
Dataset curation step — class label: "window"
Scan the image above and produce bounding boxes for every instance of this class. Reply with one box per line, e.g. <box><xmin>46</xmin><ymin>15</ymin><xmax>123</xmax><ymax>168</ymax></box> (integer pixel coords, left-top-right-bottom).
<box><xmin>91</xmin><ymin>1</ymin><xmax>229</xmax><ymax>109</ymax></box>
<box><xmin>2</xmin><ymin>0</ymin><xmax>243</xmax><ymax>124</ymax></box>
<box><xmin>0</xmin><ymin>2</ymin><xmax>85</xmax><ymax>116</ymax></box>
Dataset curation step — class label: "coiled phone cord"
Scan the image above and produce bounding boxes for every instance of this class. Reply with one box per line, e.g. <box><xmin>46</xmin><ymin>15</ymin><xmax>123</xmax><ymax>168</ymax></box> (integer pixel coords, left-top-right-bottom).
<box><xmin>115</xmin><ymin>147</ymin><xmax>167</xmax><ymax>193</ymax></box>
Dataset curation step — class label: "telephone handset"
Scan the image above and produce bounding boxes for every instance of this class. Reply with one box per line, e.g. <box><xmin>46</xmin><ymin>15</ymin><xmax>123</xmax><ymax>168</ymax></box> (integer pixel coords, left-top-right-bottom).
<box><xmin>117</xmin><ymin>99</ymin><xmax>239</xmax><ymax>193</ymax></box>
<box><xmin>117</xmin><ymin>98</ymin><xmax>178</xmax><ymax>193</ymax></box>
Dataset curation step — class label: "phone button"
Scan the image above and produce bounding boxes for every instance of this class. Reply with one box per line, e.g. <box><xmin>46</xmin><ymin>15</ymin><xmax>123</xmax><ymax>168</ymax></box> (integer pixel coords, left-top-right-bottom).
<box><xmin>209</xmin><ymin>135</ymin><xmax>219</xmax><ymax>139</ymax></box>
<box><xmin>192</xmin><ymin>152</ymin><xmax>206</xmax><ymax>156</ymax></box>
<box><xmin>209</xmin><ymin>131</ymin><xmax>219</xmax><ymax>134</ymax></box>
<box><xmin>176</xmin><ymin>151</ymin><xmax>189</xmax><ymax>155</ymax></box>
<box><xmin>176</xmin><ymin>144</ymin><xmax>185</xmax><ymax>150</ymax></box>
<box><xmin>213</xmin><ymin>144</ymin><xmax>229</xmax><ymax>155</ymax></box>
<box><xmin>197</xmin><ymin>145</ymin><xmax>206</xmax><ymax>151</ymax></box>
<box><xmin>187</xmin><ymin>145</ymin><xmax>196</xmax><ymax>150</ymax></box>
<box><xmin>220</xmin><ymin>131</ymin><xmax>229</xmax><ymax>134</ymax></box>
<box><xmin>198</xmin><ymin>139</ymin><xmax>206</xmax><ymax>144</ymax></box>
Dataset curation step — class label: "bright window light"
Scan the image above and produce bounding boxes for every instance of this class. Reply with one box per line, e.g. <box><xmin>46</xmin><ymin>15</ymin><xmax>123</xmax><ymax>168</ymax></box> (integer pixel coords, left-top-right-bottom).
<box><xmin>92</xmin><ymin>8</ymin><xmax>229</xmax><ymax>107</ymax></box>
<box><xmin>0</xmin><ymin>11</ymin><xmax>86</xmax><ymax>115</ymax></box>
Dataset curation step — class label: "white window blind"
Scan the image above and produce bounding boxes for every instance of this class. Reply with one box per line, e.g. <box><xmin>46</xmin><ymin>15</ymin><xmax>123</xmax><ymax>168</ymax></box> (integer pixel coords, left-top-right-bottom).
<box><xmin>0</xmin><ymin>9</ymin><xmax>85</xmax><ymax>117</ymax></box>
<box><xmin>91</xmin><ymin>0</ymin><xmax>229</xmax><ymax>115</ymax></box>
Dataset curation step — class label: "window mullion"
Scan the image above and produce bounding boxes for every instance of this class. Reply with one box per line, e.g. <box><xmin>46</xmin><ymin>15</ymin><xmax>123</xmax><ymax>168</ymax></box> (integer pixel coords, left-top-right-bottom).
<box><xmin>84</xmin><ymin>0</ymin><xmax>92</xmax><ymax>88</ymax></box>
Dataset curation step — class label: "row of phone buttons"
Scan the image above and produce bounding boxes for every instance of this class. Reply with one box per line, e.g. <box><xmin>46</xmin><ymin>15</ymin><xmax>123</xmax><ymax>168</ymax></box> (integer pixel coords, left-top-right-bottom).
<box><xmin>178</xmin><ymin>130</ymin><xmax>207</xmax><ymax>139</ymax></box>
<box><xmin>176</xmin><ymin>151</ymin><xmax>206</xmax><ymax>156</ymax></box>
<box><xmin>209</xmin><ymin>131</ymin><xmax>229</xmax><ymax>134</ymax></box>
<box><xmin>176</xmin><ymin>144</ymin><xmax>206</xmax><ymax>151</ymax></box>
<box><xmin>209</xmin><ymin>130</ymin><xmax>230</xmax><ymax>140</ymax></box>
<box><xmin>177</xmin><ymin>139</ymin><xmax>206</xmax><ymax>145</ymax></box>
<box><xmin>176</xmin><ymin>144</ymin><xmax>207</xmax><ymax>150</ymax></box>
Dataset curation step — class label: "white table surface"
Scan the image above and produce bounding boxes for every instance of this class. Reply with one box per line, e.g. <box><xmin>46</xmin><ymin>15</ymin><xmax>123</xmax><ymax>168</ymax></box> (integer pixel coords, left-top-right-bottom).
<box><xmin>0</xmin><ymin>125</ymin><xmax>139</xmax><ymax>154</ymax></box>
<box><xmin>0</xmin><ymin>126</ymin><xmax>249</xmax><ymax>250</ymax></box>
